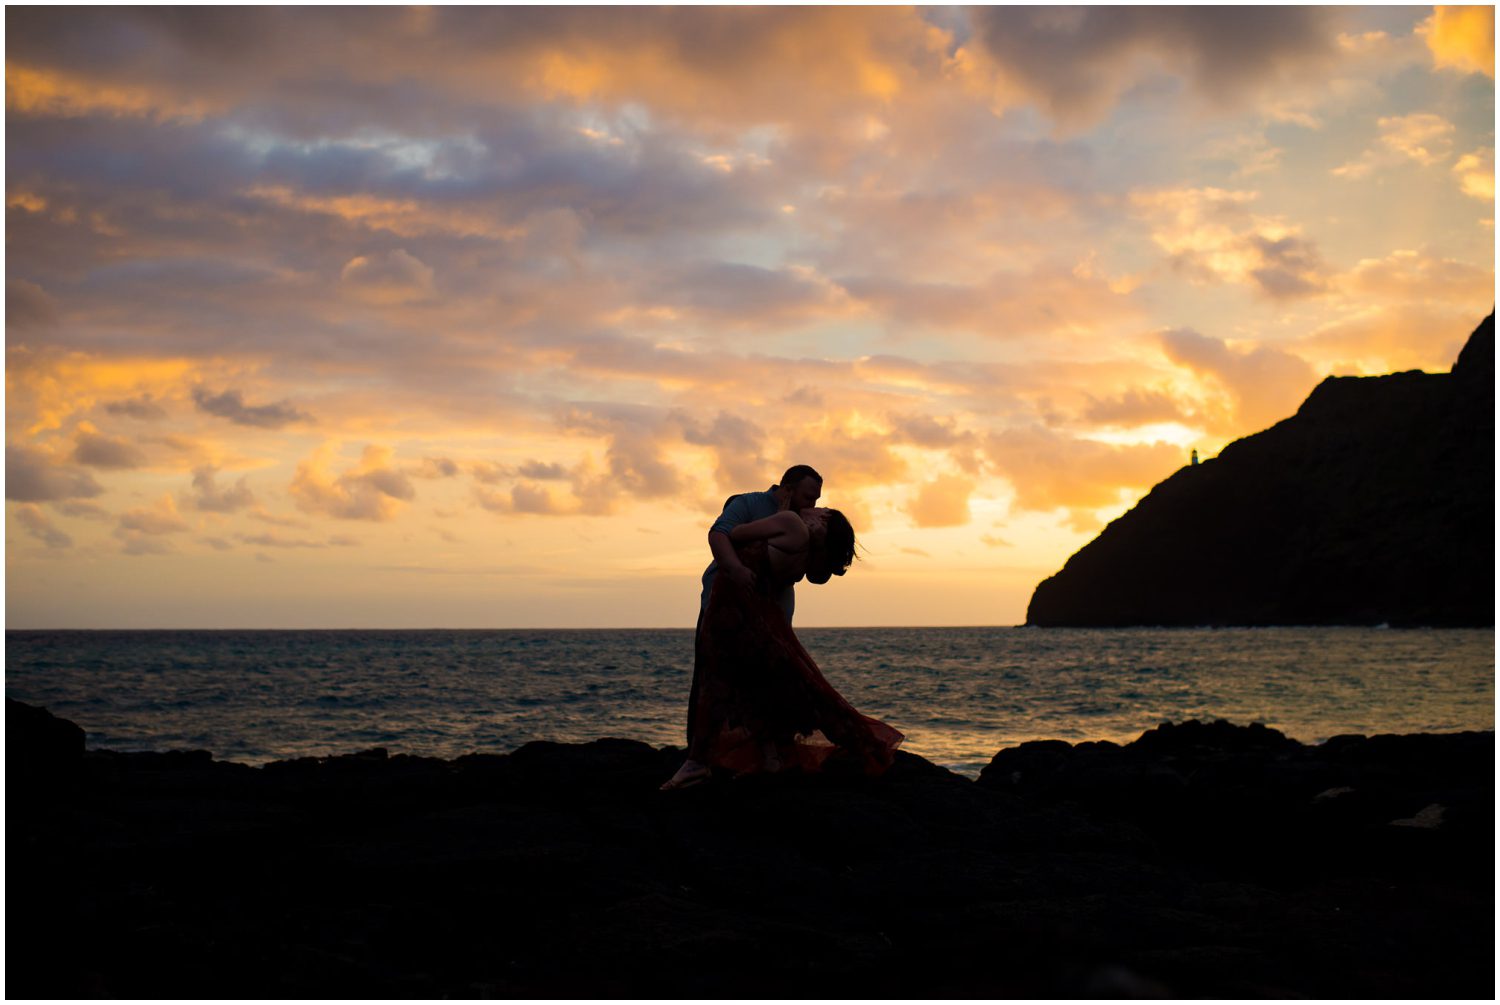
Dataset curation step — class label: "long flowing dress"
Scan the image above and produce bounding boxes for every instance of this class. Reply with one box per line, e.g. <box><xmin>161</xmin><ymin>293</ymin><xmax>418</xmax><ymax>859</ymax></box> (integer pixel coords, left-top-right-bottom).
<box><xmin>690</xmin><ymin>540</ymin><xmax>904</xmax><ymax>776</ymax></box>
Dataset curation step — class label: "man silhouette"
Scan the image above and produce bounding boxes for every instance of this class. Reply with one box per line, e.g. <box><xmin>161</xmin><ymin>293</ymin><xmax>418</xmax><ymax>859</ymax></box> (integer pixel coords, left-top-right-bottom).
<box><xmin>699</xmin><ymin>464</ymin><xmax>826</xmax><ymax>623</ymax></box>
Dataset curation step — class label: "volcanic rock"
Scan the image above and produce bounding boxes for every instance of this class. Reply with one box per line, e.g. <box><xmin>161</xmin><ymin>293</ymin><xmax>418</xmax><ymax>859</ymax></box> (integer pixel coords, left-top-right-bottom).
<box><xmin>7</xmin><ymin>701</ymin><xmax>1492</xmax><ymax>998</ymax></box>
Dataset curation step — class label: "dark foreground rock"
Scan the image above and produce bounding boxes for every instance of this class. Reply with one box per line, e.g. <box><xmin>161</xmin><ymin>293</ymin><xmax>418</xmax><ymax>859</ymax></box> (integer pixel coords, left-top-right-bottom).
<box><xmin>1028</xmin><ymin>313</ymin><xmax>1495</xmax><ymax>627</ymax></box>
<box><xmin>8</xmin><ymin>700</ymin><xmax>1493</xmax><ymax>997</ymax></box>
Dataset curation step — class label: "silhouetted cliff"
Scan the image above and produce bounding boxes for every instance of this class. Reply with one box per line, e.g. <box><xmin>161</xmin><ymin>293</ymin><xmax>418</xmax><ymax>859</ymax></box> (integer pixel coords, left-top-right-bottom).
<box><xmin>1028</xmin><ymin>314</ymin><xmax>1495</xmax><ymax>627</ymax></box>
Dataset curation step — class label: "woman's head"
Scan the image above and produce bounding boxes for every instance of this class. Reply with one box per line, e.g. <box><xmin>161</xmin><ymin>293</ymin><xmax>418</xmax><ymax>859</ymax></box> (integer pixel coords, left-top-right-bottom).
<box><xmin>803</xmin><ymin>507</ymin><xmax>855</xmax><ymax>578</ymax></box>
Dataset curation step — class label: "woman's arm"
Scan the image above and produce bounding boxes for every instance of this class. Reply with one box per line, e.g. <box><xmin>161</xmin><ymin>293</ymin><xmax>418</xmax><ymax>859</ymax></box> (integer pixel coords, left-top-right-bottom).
<box><xmin>730</xmin><ymin>510</ymin><xmax>806</xmax><ymax>546</ymax></box>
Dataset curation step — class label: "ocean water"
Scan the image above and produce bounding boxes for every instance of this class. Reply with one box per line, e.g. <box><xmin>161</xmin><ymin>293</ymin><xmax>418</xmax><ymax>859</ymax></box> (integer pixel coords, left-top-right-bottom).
<box><xmin>5</xmin><ymin>627</ymin><xmax>1493</xmax><ymax>778</ymax></box>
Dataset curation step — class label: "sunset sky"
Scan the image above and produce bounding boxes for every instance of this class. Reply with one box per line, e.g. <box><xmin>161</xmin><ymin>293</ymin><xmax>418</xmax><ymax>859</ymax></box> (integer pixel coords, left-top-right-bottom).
<box><xmin>5</xmin><ymin>6</ymin><xmax>1495</xmax><ymax>628</ymax></box>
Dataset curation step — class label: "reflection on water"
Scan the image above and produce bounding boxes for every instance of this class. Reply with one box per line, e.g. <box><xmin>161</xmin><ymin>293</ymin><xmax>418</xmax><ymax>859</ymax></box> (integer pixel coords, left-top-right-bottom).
<box><xmin>6</xmin><ymin>626</ymin><xmax>1493</xmax><ymax>778</ymax></box>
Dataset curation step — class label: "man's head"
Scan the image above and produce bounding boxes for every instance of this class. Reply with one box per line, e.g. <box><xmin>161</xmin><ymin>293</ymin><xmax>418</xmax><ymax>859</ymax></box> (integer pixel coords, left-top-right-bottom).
<box><xmin>775</xmin><ymin>464</ymin><xmax>822</xmax><ymax>512</ymax></box>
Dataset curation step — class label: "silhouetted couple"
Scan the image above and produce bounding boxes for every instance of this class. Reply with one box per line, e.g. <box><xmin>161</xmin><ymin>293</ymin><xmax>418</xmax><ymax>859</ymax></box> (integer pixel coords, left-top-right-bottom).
<box><xmin>661</xmin><ymin>465</ymin><xmax>903</xmax><ymax>790</ymax></box>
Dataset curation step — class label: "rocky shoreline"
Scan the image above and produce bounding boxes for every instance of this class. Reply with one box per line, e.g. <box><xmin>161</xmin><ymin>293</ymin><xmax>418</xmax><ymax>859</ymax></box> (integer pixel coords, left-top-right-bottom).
<box><xmin>8</xmin><ymin>699</ymin><xmax>1493</xmax><ymax>997</ymax></box>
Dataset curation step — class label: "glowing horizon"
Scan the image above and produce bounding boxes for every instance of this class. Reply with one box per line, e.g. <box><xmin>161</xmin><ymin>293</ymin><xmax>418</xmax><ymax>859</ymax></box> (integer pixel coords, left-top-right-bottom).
<box><xmin>5</xmin><ymin>7</ymin><xmax>1494</xmax><ymax>628</ymax></box>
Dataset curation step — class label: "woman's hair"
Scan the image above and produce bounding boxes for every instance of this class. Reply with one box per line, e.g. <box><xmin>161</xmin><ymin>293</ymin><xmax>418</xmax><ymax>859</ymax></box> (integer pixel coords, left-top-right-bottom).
<box><xmin>822</xmin><ymin>509</ymin><xmax>856</xmax><ymax>575</ymax></box>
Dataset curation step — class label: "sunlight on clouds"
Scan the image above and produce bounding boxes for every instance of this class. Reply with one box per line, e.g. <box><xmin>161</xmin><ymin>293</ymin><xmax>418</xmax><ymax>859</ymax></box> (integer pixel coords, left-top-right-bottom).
<box><xmin>290</xmin><ymin>444</ymin><xmax>416</xmax><ymax>522</ymax></box>
<box><xmin>1131</xmin><ymin>188</ymin><xmax>1330</xmax><ymax>299</ymax></box>
<box><xmin>1452</xmin><ymin>148</ymin><xmax>1495</xmax><ymax>202</ymax></box>
<box><xmin>7</xmin><ymin>190</ymin><xmax>48</xmax><ymax>213</ymax></box>
<box><xmin>1332</xmin><ymin>113</ymin><xmax>1467</xmax><ymax>184</ymax></box>
<box><xmin>906</xmin><ymin>475</ymin><xmax>975</xmax><ymax>529</ymax></box>
<box><xmin>1160</xmin><ymin>328</ymin><xmax>1318</xmax><ymax>433</ymax></box>
<box><xmin>857</xmin><ymin>58</ymin><xmax>902</xmax><ymax>101</ymax></box>
<box><xmin>1343</xmin><ymin>247</ymin><xmax>1494</xmax><ymax>303</ymax></box>
<box><xmin>1377</xmin><ymin>113</ymin><xmax>1456</xmax><ymax>166</ymax></box>
<box><xmin>6</xmin><ymin>64</ymin><xmax>210</xmax><ymax>121</ymax></box>
<box><xmin>983</xmin><ymin>426</ymin><xmax>1185</xmax><ymax>525</ymax></box>
<box><xmin>1304</xmin><ymin>304</ymin><xmax>1478</xmax><ymax>375</ymax></box>
<box><xmin>245</xmin><ymin>186</ymin><xmax>521</xmax><ymax>240</ymax></box>
<box><xmin>1422</xmin><ymin>6</ymin><xmax>1495</xmax><ymax>78</ymax></box>
<box><xmin>1086</xmin><ymin>423</ymin><xmax>1205</xmax><ymax>450</ymax></box>
<box><xmin>535</xmin><ymin>50</ymin><xmax>613</xmax><ymax>101</ymax></box>
<box><xmin>340</xmin><ymin>249</ymin><xmax>436</xmax><ymax>304</ymax></box>
<box><xmin>7</xmin><ymin>350</ymin><xmax>199</xmax><ymax>435</ymax></box>
<box><xmin>3</xmin><ymin>7</ymin><xmax>1493</xmax><ymax>626</ymax></box>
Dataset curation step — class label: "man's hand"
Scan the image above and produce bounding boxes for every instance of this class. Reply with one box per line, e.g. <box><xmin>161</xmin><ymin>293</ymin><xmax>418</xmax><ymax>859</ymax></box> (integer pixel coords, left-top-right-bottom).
<box><xmin>709</xmin><ymin>529</ymin><xmax>755</xmax><ymax>590</ymax></box>
<box><xmin>724</xmin><ymin>563</ymin><xmax>757</xmax><ymax>590</ymax></box>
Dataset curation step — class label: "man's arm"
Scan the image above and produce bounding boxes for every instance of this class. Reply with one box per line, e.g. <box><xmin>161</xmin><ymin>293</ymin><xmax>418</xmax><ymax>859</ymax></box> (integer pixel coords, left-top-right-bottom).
<box><xmin>708</xmin><ymin>494</ymin><xmax>757</xmax><ymax>589</ymax></box>
<box><xmin>708</xmin><ymin>529</ymin><xmax>754</xmax><ymax>589</ymax></box>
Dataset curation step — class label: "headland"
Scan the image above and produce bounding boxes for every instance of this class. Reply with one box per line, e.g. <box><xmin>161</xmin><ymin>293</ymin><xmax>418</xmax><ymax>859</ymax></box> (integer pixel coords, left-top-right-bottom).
<box><xmin>1028</xmin><ymin>313</ymin><xmax>1495</xmax><ymax>627</ymax></box>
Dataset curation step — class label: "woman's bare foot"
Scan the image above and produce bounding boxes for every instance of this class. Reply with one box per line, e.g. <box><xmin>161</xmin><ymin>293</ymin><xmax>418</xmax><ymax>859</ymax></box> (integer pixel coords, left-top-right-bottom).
<box><xmin>660</xmin><ymin>759</ymin><xmax>711</xmax><ymax>791</ymax></box>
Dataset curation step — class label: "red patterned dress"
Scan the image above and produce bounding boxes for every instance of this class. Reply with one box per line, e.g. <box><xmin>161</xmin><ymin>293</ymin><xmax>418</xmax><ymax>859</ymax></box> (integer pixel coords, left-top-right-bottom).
<box><xmin>690</xmin><ymin>541</ymin><xmax>904</xmax><ymax>776</ymax></box>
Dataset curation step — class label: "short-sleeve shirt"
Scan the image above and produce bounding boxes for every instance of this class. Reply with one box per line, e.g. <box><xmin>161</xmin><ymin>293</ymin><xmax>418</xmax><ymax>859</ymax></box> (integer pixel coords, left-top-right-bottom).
<box><xmin>700</xmin><ymin>487</ymin><xmax>796</xmax><ymax>623</ymax></box>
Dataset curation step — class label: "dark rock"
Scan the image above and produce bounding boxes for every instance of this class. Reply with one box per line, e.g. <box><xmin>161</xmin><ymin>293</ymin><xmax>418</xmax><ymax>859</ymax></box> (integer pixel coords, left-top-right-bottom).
<box><xmin>977</xmin><ymin>719</ymin><xmax>1494</xmax><ymax>894</ymax></box>
<box><xmin>7</xmin><ymin>697</ymin><xmax>86</xmax><ymax>791</ymax></box>
<box><xmin>1027</xmin><ymin>313</ymin><xmax>1495</xmax><ymax>627</ymax></box>
<box><xmin>6</xmin><ymin>701</ymin><xmax>1492</xmax><ymax>998</ymax></box>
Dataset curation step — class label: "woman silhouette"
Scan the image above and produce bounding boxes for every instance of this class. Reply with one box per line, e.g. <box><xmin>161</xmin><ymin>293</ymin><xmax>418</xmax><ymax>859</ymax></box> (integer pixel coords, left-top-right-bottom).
<box><xmin>661</xmin><ymin>507</ymin><xmax>903</xmax><ymax>790</ymax></box>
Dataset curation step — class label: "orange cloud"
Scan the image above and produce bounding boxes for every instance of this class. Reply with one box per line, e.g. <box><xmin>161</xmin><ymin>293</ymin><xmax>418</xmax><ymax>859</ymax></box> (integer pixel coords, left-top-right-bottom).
<box><xmin>1080</xmin><ymin>388</ymin><xmax>1197</xmax><ymax>429</ymax></box>
<box><xmin>1422</xmin><ymin>6</ymin><xmax>1495</xmax><ymax>78</ymax></box>
<box><xmin>1131</xmin><ymin>187</ymin><xmax>1330</xmax><ymax>299</ymax></box>
<box><xmin>245</xmin><ymin>185</ymin><xmax>521</xmax><ymax>240</ymax></box>
<box><xmin>783</xmin><ymin>427</ymin><xmax>909</xmax><ymax>493</ymax></box>
<box><xmin>290</xmin><ymin>444</ymin><xmax>416</xmax><ymax>521</ymax></box>
<box><xmin>679</xmin><ymin>410</ymin><xmax>768</xmax><ymax>492</ymax></box>
<box><xmin>1343</xmin><ymin>247</ymin><xmax>1494</xmax><ymax>303</ymax></box>
<box><xmin>1160</xmin><ymin>329</ymin><xmax>1318</xmax><ymax>432</ymax></box>
<box><xmin>6</xmin><ymin>348</ymin><xmax>198</xmax><ymax>435</ymax></box>
<box><xmin>5</xmin><ymin>63</ymin><xmax>211</xmax><ymax>121</ymax></box>
<box><xmin>1304</xmin><ymin>305</ymin><xmax>1477</xmax><ymax>375</ymax></box>
<box><xmin>984</xmin><ymin>425</ymin><xmax>1184</xmax><ymax>523</ymax></box>
<box><xmin>906</xmin><ymin>474</ymin><xmax>975</xmax><ymax>528</ymax></box>
<box><xmin>1452</xmin><ymin>148</ymin><xmax>1495</xmax><ymax>201</ymax></box>
<box><xmin>1380</xmin><ymin>112</ymin><xmax>1458</xmax><ymax>165</ymax></box>
<box><xmin>1333</xmin><ymin>113</ymin><xmax>1459</xmax><ymax>180</ymax></box>
<box><xmin>516</xmin><ymin>7</ymin><xmax>942</xmax><ymax>123</ymax></box>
